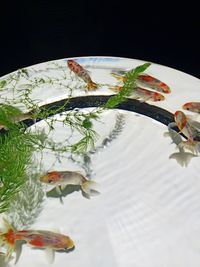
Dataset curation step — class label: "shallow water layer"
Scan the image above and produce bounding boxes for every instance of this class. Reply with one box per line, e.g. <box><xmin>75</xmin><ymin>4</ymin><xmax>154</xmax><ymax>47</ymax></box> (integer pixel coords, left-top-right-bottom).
<box><xmin>0</xmin><ymin>56</ymin><xmax>200</xmax><ymax>267</ymax></box>
<box><xmin>12</xmin><ymin>109</ymin><xmax>200</xmax><ymax>267</ymax></box>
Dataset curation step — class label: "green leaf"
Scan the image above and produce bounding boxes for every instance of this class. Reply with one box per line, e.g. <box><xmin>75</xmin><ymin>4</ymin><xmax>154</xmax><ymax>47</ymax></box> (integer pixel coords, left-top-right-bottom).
<box><xmin>104</xmin><ymin>62</ymin><xmax>151</xmax><ymax>109</ymax></box>
<box><xmin>129</xmin><ymin>62</ymin><xmax>151</xmax><ymax>76</ymax></box>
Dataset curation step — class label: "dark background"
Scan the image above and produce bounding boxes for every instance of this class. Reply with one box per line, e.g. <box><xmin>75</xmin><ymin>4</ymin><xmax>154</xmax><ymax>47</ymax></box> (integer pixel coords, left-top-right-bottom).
<box><xmin>0</xmin><ymin>1</ymin><xmax>199</xmax><ymax>78</ymax></box>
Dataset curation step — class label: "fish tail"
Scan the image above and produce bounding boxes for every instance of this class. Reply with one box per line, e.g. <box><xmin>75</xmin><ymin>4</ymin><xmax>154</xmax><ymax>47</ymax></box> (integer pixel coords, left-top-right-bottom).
<box><xmin>0</xmin><ymin>251</ymin><xmax>14</xmax><ymax>264</ymax></box>
<box><xmin>179</xmin><ymin>140</ymin><xmax>200</xmax><ymax>154</ymax></box>
<box><xmin>111</xmin><ymin>73</ymin><xmax>126</xmax><ymax>82</ymax></box>
<box><xmin>0</xmin><ymin>218</ymin><xmax>16</xmax><ymax>260</ymax></box>
<box><xmin>109</xmin><ymin>85</ymin><xmax>123</xmax><ymax>92</ymax></box>
<box><xmin>66</xmin><ymin>236</ymin><xmax>75</xmax><ymax>249</ymax></box>
<box><xmin>87</xmin><ymin>81</ymin><xmax>98</xmax><ymax>90</ymax></box>
<box><xmin>81</xmin><ymin>180</ymin><xmax>100</xmax><ymax>198</ymax></box>
<box><xmin>45</xmin><ymin>248</ymin><xmax>55</xmax><ymax>264</ymax></box>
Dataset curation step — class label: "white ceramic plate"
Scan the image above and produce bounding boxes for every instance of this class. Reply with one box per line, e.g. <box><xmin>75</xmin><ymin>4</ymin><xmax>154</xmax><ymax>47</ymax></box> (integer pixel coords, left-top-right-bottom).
<box><xmin>0</xmin><ymin>57</ymin><xmax>200</xmax><ymax>267</ymax></box>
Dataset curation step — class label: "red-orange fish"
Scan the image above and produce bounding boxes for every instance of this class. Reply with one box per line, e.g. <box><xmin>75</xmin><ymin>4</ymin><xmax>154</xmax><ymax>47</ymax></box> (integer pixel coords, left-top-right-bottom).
<box><xmin>110</xmin><ymin>85</ymin><xmax>165</xmax><ymax>102</ymax></box>
<box><xmin>182</xmin><ymin>102</ymin><xmax>200</xmax><ymax>114</ymax></box>
<box><xmin>40</xmin><ymin>170</ymin><xmax>99</xmax><ymax>198</ymax></box>
<box><xmin>174</xmin><ymin>110</ymin><xmax>200</xmax><ymax>153</ymax></box>
<box><xmin>15</xmin><ymin>229</ymin><xmax>74</xmax><ymax>251</ymax></box>
<box><xmin>67</xmin><ymin>59</ymin><xmax>98</xmax><ymax>90</ymax></box>
<box><xmin>174</xmin><ymin>111</ymin><xmax>196</xmax><ymax>141</ymax></box>
<box><xmin>0</xmin><ymin>219</ymin><xmax>74</xmax><ymax>263</ymax></box>
<box><xmin>137</xmin><ymin>74</ymin><xmax>171</xmax><ymax>94</ymax></box>
<box><xmin>111</xmin><ymin>72</ymin><xmax>171</xmax><ymax>94</ymax></box>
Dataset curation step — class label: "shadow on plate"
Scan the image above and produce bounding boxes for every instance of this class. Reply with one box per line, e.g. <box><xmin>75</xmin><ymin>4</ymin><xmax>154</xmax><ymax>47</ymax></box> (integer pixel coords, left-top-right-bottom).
<box><xmin>46</xmin><ymin>185</ymin><xmax>89</xmax><ymax>201</ymax></box>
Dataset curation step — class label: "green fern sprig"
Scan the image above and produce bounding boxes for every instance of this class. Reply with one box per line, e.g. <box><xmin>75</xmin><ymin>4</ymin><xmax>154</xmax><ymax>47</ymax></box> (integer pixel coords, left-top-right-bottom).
<box><xmin>104</xmin><ymin>63</ymin><xmax>151</xmax><ymax>108</ymax></box>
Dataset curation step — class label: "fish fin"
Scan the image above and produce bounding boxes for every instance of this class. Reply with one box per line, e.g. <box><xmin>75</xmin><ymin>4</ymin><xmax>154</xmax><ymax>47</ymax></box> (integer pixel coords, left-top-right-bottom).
<box><xmin>87</xmin><ymin>81</ymin><xmax>98</xmax><ymax>90</ymax></box>
<box><xmin>187</xmin><ymin>114</ymin><xmax>199</xmax><ymax>121</ymax></box>
<box><xmin>1</xmin><ymin>217</ymin><xmax>15</xmax><ymax>233</ymax></box>
<box><xmin>129</xmin><ymin>95</ymin><xmax>149</xmax><ymax>102</ymax></box>
<box><xmin>139</xmin><ymin>96</ymin><xmax>151</xmax><ymax>102</ymax></box>
<box><xmin>61</xmin><ymin>184</ymin><xmax>66</xmax><ymax>190</ymax></box>
<box><xmin>0</xmin><ymin>218</ymin><xmax>16</xmax><ymax>262</ymax></box>
<box><xmin>45</xmin><ymin>248</ymin><xmax>55</xmax><ymax>264</ymax></box>
<box><xmin>82</xmin><ymin>191</ymin><xmax>91</xmax><ymax>199</ymax></box>
<box><xmin>187</xmin><ymin>117</ymin><xmax>200</xmax><ymax>130</ymax></box>
<box><xmin>109</xmin><ymin>86</ymin><xmax>123</xmax><ymax>92</ymax></box>
<box><xmin>110</xmin><ymin>73</ymin><xmax>126</xmax><ymax>82</ymax></box>
<box><xmin>81</xmin><ymin>180</ymin><xmax>100</xmax><ymax>198</ymax></box>
<box><xmin>59</xmin><ymin>196</ymin><xmax>64</xmax><ymax>205</ymax></box>
<box><xmin>0</xmin><ymin>252</ymin><xmax>14</xmax><ymax>265</ymax></box>
<box><xmin>50</xmin><ymin>227</ymin><xmax>61</xmax><ymax>234</ymax></box>
<box><xmin>0</xmin><ymin>236</ymin><xmax>3</xmax><ymax>246</ymax></box>
<box><xmin>14</xmin><ymin>241</ymin><xmax>23</xmax><ymax>265</ymax></box>
<box><xmin>73</xmin><ymin>170</ymin><xmax>85</xmax><ymax>175</ymax></box>
<box><xmin>169</xmin><ymin>150</ymin><xmax>197</xmax><ymax>167</ymax></box>
<box><xmin>4</xmin><ymin>245</ymin><xmax>15</xmax><ymax>263</ymax></box>
<box><xmin>178</xmin><ymin>140</ymin><xmax>200</xmax><ymax>154</ymax></box>
<box><xmin>56</xmin><ymin>185</ymin><xmax>62</xmax><ymax>195</ymax></box>
<box><xmin>84</xmin><ymin>68</ymin><xmax>91</xmax><ymax>75</ymax></box>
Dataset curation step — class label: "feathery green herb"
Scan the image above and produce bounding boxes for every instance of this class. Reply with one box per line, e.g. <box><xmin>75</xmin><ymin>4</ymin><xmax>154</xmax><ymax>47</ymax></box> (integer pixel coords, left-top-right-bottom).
<box><xmin>0</xmin><ymin>61</ymin><xmax>151</xmax><ymax>216</ymax></box>
<box><xmin>0</xmin><ymin>129</ymin><xmax>33</xmax><ymax>213</ymax></box>
<box><xmin>0</xmin><ymin>80</ymin><xmax>6</xmax><ymax>89</ymax></box>
<box><xmin>104</xmin><ymin>63</ymin><xmax>151</xmax><ymax>108</ymax></box>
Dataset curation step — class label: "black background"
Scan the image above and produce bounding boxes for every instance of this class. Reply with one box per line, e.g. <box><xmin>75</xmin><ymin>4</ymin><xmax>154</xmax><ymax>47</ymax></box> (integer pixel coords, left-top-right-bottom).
<box><xmin>0</xmin><ymin>1</ymin><xmax>199</xmax><ymax>78</ymax></box>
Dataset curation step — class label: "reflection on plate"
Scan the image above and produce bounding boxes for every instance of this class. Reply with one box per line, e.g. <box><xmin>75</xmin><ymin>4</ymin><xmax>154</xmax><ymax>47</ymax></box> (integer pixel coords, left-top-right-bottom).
<box><xmin>0</xmin><ymin>56</ymin><xmax>200</xmax><ymax>267</ymax></box>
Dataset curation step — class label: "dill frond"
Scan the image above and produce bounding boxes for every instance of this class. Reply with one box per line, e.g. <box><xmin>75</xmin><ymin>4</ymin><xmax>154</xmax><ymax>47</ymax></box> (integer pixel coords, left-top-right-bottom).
<box><xmin>0</xmin><ymin>80</ymin><xmax>7</xmax><ymax>89</ymax></box>
<box><xmin>0</xmin><ymin>62</ymin><xmax>151</xmax><ymax>216</ymax></box>
<box><xmin>0</xmin><ymin>129</ymin><xmax>34</xmax><ymax>213</ymax></box>
<box><xmin>104</xmin><ymin>63</ymin><xmax>151</xmax><ymax>108</ymax></box>
<box><xmin>70</xmin><ymin>129</ymin><xmax>97</xmax><ymax>154</ymax></box>
<box><xmin>0</xmin><ymin>104</ymin><xmax>23</xmax><ymax>129</ymax></box>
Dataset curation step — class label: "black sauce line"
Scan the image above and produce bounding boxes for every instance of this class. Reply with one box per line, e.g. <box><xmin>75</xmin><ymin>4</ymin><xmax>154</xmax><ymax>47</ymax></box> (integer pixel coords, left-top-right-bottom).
<box><xmin>1</xmin><ymin>95</ymin><xmax>182</xmax><ymax>140</ymax></box>
<box><xmin>24</xmin><ymin>95</ymin><xmax>175</xmax><ymax>128</ymax></box>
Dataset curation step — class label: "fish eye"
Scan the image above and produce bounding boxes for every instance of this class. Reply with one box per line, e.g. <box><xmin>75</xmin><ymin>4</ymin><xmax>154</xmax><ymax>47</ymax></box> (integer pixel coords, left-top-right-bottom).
<box><xmin>48</xmin><ymin>179</ymin><xmax>54</xmax><ymax>183</ymax></box>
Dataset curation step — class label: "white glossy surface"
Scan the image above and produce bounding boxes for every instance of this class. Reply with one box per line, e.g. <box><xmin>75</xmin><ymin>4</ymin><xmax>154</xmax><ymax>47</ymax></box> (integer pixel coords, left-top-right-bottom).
<box><xmin>0</xmin><ymin>57</ymin><xmax>200</xmax><ymax>267</ymax></box>
<box><xmin>20</xmin><ymin>110</ymin><xmax>200</xmax><ymax>267</ymax></box>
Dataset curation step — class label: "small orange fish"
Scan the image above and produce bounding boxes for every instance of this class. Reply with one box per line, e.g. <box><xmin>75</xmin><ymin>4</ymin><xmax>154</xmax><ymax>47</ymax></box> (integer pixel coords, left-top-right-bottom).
<box><xmin>111</xmin><ymin>72</ymin><xmax>171</xmax><ymax>94</ymax></box>
<box><xmin>137</xmin><ymin>74</ymin><xmax>171</xmax><ymax>94</ymax></box>
<box><xmin>67</xmin><ymin>59</ymin><xmax>98</xmax><ymax>90</ymax></box>
<box><xmin>110</xmin><ymin>85</ymin><xmax>165</xmax><ymax>102</ymax></box>
<box><xmin>182</xmin><ymin>102</ymin><xmax>200</xmax><ymax>114</ymax></box>
<box><xmin>174</xmin><ymin>110</ymin><xmax>200</xmax><ymax>153</ymax></box>
<box><xmin>15</xmin><ymin>230</ymin><xmax>74</xmax><ymax>251</ymax></box>
<box><xmin>0</xmin><ymin>219</ymin><xmax>74</xmax><ymax>263</ymax></box>
<box><xmin>40</xmin><ymin>170</ymin><xmax>100</xmax><ymax>198</ymax></box>
<box><xmin>174</xmin><ymin>111</ymin><xmax>196</xmax><ymax>140</ymax></box>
